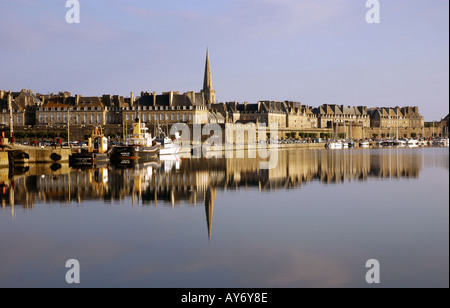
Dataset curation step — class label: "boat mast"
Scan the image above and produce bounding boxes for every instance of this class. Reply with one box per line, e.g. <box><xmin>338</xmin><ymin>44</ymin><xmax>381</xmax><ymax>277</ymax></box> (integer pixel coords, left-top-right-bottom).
<box><xmin>67</xmin><ymin>108</ymin><xmax>70</xmax><ymax>146</ymax></box>
<box><xmin>8</xmin><ymin>91</ymin><xmax>14</xmax><ymax>143</ymax></box>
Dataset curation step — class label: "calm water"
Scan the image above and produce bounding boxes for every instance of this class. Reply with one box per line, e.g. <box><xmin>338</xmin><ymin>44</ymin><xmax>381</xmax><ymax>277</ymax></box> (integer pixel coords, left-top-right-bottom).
<box><xmin>0</xmin><ymin>147</ymin><xmax>448</xmax><ymax>288</ymax></box>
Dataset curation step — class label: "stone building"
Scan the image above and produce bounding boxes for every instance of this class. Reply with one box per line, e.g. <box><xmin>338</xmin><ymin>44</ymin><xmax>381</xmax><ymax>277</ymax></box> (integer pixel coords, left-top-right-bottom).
<box><xmin>126</xmin><ymin>91</ymin><xmax>210</xmax><ymax>127</ymax></box>
<box><xmin>313</xmin><ymin>104</ymin><xmax>370</xmax><ymax>128</ymax></box>
<box><xmin>0</xmin><ymin>89</ymin><xmax>40</xmax><ymax>128</ymax></box>
<box><xmin>368</xmin><ymin>106</ymin><xmax>424</xmax><ymax>129</ymax></box>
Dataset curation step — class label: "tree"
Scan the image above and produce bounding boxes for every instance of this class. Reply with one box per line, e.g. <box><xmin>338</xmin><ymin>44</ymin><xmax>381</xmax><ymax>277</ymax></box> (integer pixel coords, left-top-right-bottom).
<box><xmin>372</xmin><ymin>133</ymin><xmax>378</xmax><ymax>139</ymax></box>
<box><xmin>59</xmin><ymin>131</ymin><xmax>68</xmax><ymax>140</ymax></box>
<box><xmin>381</xmin><ymin>133</ymin><xmax>386</xmax><ymax>138</ymax></box>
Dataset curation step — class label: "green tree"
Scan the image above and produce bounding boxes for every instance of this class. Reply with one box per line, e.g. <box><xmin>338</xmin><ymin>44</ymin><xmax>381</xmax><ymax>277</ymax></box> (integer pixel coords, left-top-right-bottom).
<box><xmin>59</xmin><ymin>131</ymin><xmax>68</xmax><ymax>140</ymax></box>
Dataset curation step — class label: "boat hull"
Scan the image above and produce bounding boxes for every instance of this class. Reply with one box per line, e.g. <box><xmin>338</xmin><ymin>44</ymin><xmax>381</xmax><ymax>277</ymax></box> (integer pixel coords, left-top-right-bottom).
<box><xmin>110</xmin><ymin>144</ymin><xmax>160</xmax><ymax>166</ymax></box>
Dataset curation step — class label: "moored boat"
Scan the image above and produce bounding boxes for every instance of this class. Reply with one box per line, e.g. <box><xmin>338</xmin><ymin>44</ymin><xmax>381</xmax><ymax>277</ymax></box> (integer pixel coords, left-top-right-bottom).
<box><xmin>70</xmin><ymin>126</ymin><xmax>109</xmax><ymax>166</ymax></box>
<box><xmin>110</xmin><ymin>118</ymin><xmax>160</xmax><ymax>166</ymax></box>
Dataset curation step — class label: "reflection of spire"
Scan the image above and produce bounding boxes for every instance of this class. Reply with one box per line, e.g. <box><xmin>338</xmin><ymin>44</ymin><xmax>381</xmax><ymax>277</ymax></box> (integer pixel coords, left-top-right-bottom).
<box><xmin>205</xmin><ymin>187</ymin><xmax>216</xmax><ymax>241</ymax></box>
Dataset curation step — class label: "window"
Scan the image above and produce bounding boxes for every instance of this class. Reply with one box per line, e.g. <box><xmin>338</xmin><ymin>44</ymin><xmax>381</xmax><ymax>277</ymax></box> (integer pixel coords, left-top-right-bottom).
<box><xmin>171</xmin><ymin>114</ymin><xmax>174</xmax><ymax>121</ymax></box>
<box><xmin>97</xmin><ymin>115</ymin><xmax>101</xmax><ymax>123</ymax></box>
<box><xmin>143</xmin><ymin>114</ymin><xmax>146</xmax><ymax>122</ymax></box>
<box><xmin>57</xmin><ymin>115</ymin><xmax>61</xmax><ymax>122</ymax></box>
<box><xmin>51</xmin><ymin>115</ymin><xmax>54</xmax><ymax>122</ymax></box>
<box><xmin>183</xmin><ymin>114</ymin><xmax>186</xmax><ymax>121</ymax></box>
<box><xmin>177</xmin><ymin>114</ymin><xmax>180</xmax><ymax>121</ymax></box>
<box><xmin>189</xmin><ymin>114</ymin><xmax>193</xmax><ymax>120</ymax></box>
<box><xmin>160</xmin><ymin>114</ymin><xmax>163</xmax><ymax>121</ymax></box>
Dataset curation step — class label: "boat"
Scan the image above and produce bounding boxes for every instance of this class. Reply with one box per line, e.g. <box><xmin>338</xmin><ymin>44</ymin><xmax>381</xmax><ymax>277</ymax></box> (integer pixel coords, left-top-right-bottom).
<box><xmin>406</xmin><ymin>139</ymin><xmax>419</xmax><ymax>147</ymax></box>
<box><xmin>380</xmin><ymin>140</ymin><xmax>395</xmax><ymax>147</ymax></box>
<box><xmin>348</xmin><ymin>141</ymin><xmax>355</xmax><ymax>148</ymax></box>
<box><xmin>359</xmin><ymin>125</ymin><xmax>370</xmax><ymax>147</ymax></box>
<box><xmin>155</xmin><ymin>125</ymin><xmax>181</xmax><ymax>155</ymax></box>
<box><xmin>110</xmin><ymin>118</ymin><xmax>160</xmax><ymax>166</ymax></box>
<box><xmin>326</xmin><ymin>121</ymin><xmax>343</xmax><ymax>149</ymax></box>
<box><xmin>359</xmin><ymin>140</ymin><xmax>370</xmax><ymax>147</ymax></box>
<box><xmin>70</xmin><ymin>126</ymin><xmax>109</xmax><ymax>166</ymax></box>
<box><xmin>395</xmin><ymin>139</ymin><xmax>407</xmax><ymax>147</ymax></box>
<box><xmin>327</xmin><ymin>141</ymin><xmax>343</xmax><ymax>149</ymax></box>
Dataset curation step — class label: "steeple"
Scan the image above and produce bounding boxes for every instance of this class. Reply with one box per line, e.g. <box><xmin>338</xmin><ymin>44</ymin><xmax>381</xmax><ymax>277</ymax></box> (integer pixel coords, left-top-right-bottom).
<box><xmin>203</xmin><ymin>48</ymin><xmax>213</xmax><ymax>91</ymax></box>
<box><xmin>202</xmin><ymin>48</ymin><xmax>216</xmax><ymax>107</ymax></box>
<box><xmin>205</xmin><ymin>187</ymin><xmax>216</xmax><ymax>242</ymax></box>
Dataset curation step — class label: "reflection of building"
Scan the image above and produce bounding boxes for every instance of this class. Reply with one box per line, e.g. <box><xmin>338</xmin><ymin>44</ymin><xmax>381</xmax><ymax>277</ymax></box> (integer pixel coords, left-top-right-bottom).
<box><xmin>2</xmin><ymin>149</ymin><xmax>425</xmax><ymax>208</ymax></box>
<box><xmin>1</xmin><ymin>149</ymin><xmax>429</xmax><ymax>237</ymax></box>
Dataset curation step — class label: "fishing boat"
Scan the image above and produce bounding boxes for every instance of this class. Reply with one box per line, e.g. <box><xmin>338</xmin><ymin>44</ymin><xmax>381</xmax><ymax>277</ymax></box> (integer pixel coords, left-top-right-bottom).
<box><xmin>69</xmin><ymin>126</ymin><xmax>109</xmax><ymax>166</ymax></box>
<box><xmin>110</xmin><ymin>118</ymin><xmax>160</xmax><ymax>166</ymax></box>
<box><xmin>154</xmin><ymin>125</ymin><xmax>181</xmax><ymax>155</ymax></box>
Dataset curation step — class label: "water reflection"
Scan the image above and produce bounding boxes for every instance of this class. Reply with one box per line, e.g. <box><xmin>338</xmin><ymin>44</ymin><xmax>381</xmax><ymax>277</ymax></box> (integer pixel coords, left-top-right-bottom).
<box><xmin>2</xmin><ymin>148</ymin><xmax>443</xmax><ymax>212</ymax></box>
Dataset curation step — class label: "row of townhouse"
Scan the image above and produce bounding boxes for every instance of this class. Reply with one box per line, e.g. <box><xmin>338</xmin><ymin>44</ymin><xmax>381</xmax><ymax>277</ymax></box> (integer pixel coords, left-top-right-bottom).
<box><xmin>0</xmin><ymin>90</ymin><xmax>430</xmax><ymax>133</ymax></box>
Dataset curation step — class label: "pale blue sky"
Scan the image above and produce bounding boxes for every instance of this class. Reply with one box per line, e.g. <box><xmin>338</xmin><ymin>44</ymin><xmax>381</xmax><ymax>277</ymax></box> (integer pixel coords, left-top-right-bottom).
<box><xmin>0</xmin><ymin>0</ymin><xmax>448</xmax><ymax>120</ymax></box>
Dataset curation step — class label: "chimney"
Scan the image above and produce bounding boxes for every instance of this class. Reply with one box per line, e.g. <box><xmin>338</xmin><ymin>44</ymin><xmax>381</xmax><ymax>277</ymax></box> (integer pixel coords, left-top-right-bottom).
<box><xmin>130</xmin><ymin>92</ymin><xmax>135</xmax><ymax>105</ymax></box>
<box><xmin>0</xmin><ymin>90</ymin><xmax>4</xmax><ymax>100</ymax></box>
<box><xmin>153</xmin><ymin>91</ymin><xmax>157</xmax><ymax>107</ymax></box>
<box><xmin>191</xmin><ymin>91</ymin><xmax>195</xmax><ymax>105</ymax></box>
<box><xmin>257</xmin><ymin>101</ymin><xmax>261</xmax><ymax>112</ymax></box>
<box><xmin>169</xmin><ymin>91</ymin><xmax>174</xmax><ymax>107</ymax></box>
<box><xmin>75</xmin><ymin>94</ymin><xmax>80</xmax><ymax>105</ymax></box>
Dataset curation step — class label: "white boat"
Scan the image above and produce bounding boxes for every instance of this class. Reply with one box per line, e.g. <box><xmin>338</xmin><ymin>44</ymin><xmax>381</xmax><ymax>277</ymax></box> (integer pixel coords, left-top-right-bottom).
<box><xmin>156</xmin><ymin>136</ymin><xmax>181</xmax><ymax>155</ymax></box>
<box><xmin>407</xmin><ymin>139</ymin><xmax>419</xmax><ymax>147</ymax></box>
<box><xmin>327</xmin><ymin>141</ymin><xmax>343</xmax><ymax>149</ymax></box>
<box><xmin>359</xmin><ymin>140</ymin><xmax>370</xmax><ymax>147</ymax></box>
<box><xmin>418</xmin><ymin>139</ymin><xmax>428</xmax><ymax>146</ymax></box>
<box><xmin>342</xmin><ymin>141</ymin><xmax>349</xmax><ymax>148</ymax></box>
<box><xmin>154</xmin><ymin>125</ymin><xmax>181</xmax><ymax>155</ymax></box>
<box><xmin>395</xmin><ymin>139</ymin><xmax>406</xmax><ymax>147</ymax></box>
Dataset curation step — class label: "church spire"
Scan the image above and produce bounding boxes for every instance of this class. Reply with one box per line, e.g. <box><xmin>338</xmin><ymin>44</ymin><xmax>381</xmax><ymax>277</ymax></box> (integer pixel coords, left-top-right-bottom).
<box><xmin>203</xmin><ymin>48</ymin><xmax>213</xmax><ymax>90</ymax></box>
<box><xmin>202</xmin><ymin>48</ymin><xmax>216</xmax><ymax>106</ymax></box>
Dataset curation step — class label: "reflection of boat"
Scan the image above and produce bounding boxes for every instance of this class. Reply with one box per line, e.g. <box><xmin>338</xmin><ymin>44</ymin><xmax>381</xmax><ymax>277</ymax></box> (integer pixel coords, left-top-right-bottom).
<box><xmin>159</xmin><ymin>154</ymin><xmax>181</xmax><ymax>172</ymax></box>
<box><xmin>70</xmin><ymin>126</ymin><xmax>109</xmax><ymax>166</ymax></box>
<box><xmin>110</xmin><ymin>118</ymin><xmax>160</xmax><ymax>166</ymax></box>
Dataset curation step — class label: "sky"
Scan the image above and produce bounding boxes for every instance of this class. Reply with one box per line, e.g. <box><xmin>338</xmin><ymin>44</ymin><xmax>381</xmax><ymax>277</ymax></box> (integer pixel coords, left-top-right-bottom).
<box><xmin>0</xmin><ymin>0</ymin><xmax>448</xmax><ymax>121</ymax></box>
